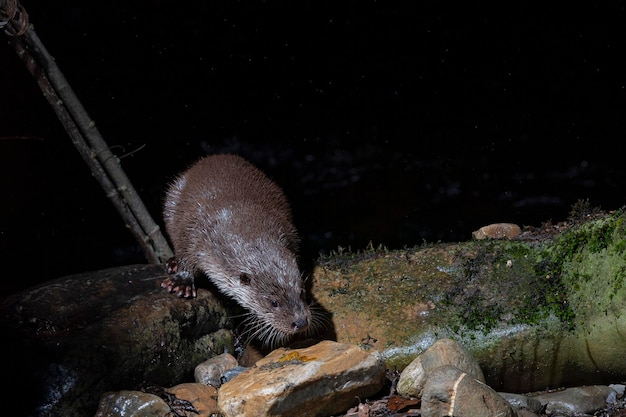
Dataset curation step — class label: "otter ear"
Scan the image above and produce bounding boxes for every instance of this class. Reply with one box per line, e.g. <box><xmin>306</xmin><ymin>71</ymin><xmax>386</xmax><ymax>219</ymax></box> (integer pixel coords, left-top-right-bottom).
<box><xmin>239</xmin><ymin>273</ymin><xmax>251</xmax><ymax>285</ymax></box>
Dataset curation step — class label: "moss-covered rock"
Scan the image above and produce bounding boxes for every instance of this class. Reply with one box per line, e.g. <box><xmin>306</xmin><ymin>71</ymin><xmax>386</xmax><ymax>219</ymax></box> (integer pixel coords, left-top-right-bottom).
<box><xmin>311</xmin><ymin>209</ymin><xmax>626</xmax><ymax>392</ymax></box>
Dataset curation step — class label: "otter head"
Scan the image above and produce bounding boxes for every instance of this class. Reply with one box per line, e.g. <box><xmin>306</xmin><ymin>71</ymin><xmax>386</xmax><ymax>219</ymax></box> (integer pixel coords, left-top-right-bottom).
<box><xmin>231</xmin><ymin>247</ymin><xmax>312</xmax><ymax>347</ymax></box>
<box><xmin>237</xmin><ymin>268</ymin><xmax>311</xmax><ymax>344</ymax></box>
<box><xmin>198</xmin><ymin>228</ymin><xmax>312</xmax><ymax>347</ymax></box>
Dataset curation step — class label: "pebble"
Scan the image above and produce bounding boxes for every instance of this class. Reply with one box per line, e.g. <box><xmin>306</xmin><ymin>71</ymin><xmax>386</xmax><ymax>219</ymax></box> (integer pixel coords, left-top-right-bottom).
<box><xmin>194</xmin><ymin>352</ymin><xmax>239</xmax><ymax>387</ymax></box>
<box><xmin>165</xmin><ymin>383</ymin><xmax>219</xmax><ymax>417</ymax></box>
<box><xmin>95</xmin><ymin>384</ymin><xmax>220</xmax><ymax>417</ymax></box>
<box><xmin>534</xmin><ymin>385</ymin><xmax>618</xmax><ymax>415</ymax></box>
<box><xmin>611</xmin><ymin>383</ymin><xmax>626</xmax><ymax>398</ymax></box>
<box><xmin>397</xmin><ymin>337</ymin><xmax>485</xmax><ymax>398</ymax></box>
<box><xmin>95</xmin><ymin>390</ymin><xmax>170</xmax><ymax>417</ymax></box>
<box><xmin>421</xmin><ymin>364</ymin><xmax>518</xmax><ymax>417</ymax></box>
<box><xmin>472</xmin><ymin>222</ymin><xmax>522</xmax><ymax>239</ymax></box>
<box><xmin>498</xmin><ymin>392</ymin><xmax>543</xmax><ymax>413</ymax></box>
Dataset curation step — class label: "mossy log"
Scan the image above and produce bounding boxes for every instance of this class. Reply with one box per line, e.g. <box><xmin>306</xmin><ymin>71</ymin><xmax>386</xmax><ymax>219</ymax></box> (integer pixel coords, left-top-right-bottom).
<box><xmin>311</xmin><ymin>208</ymin><xmax>626</xmax><ymax>393</ymax></box>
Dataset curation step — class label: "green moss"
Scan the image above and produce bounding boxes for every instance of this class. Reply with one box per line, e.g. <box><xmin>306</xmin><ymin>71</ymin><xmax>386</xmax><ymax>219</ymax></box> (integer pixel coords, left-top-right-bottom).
<box><xmin>610</xmin><ymin>266</ymin><xmax>626</xmax><ymax>301</ymax></box>
<box><xmin>550</xmin><ymin>211</ymin><xmax>622</xmax><ymax>262</ymax></box>
<box><xmin>534</xmin><ymin>209</ymin><xmax>626</xmax><ymax>330</ymax></box>
<box><xmin>442</xmin><ymin>240</ymin><xmax>545</xmax><ymax>333</ymax></box>
<box><xmin>442</xmin><ymin>234</ymin><xmax>586</xmax><ymax>334</ymax></box>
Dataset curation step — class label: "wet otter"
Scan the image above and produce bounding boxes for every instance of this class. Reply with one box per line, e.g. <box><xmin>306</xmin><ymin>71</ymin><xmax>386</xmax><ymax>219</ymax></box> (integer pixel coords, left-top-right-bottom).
<box><xmin>161</xmin><ymin>154</ymin><xmax>311</xmax><ymax>346</ymax></box>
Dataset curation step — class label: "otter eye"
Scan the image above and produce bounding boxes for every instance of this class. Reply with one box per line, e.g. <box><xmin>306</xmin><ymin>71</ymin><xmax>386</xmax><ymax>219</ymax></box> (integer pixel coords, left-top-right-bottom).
<box><xmin>271</xmin><ymin>300</ymin><xmax>279</xmax><ymax>308</ymax></box>
<box><xmin>239</xmin><ymin>273</ymin><xmax>251</xmax><ymax>285</ymax></box>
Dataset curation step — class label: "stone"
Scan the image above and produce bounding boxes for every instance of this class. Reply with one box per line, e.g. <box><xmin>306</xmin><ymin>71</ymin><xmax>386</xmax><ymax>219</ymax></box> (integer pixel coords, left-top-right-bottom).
<box><xmin>221</xmin><ymin>366</ymin><xmax>249</xmax><ymax>383</ymax></box>
<box><xmin>194</xmin><ymin>352</ymin><xmax>239</xmax><ymax>387</ymax></box>
<box><xmin>397</xmin><ymin>338</ymin><xmax>485</xmax><ymax>398</ymax></box>
<box><xmin>421</xmin><ymin>365</ymin><xmax>517</xmax><ymax>417</ymax></box>
<box><xmin>166</xmin><ymin>383</ymin><xmax>219</xmax><ymax>417</ymax></box>
<box><xmin>94</xmin><ymin>390</ymin><xmax>170</xmax><ymax>417</ymax></box>
<box><xmin>610</xmin><ymin>383</ymin><xmax>626</xmax><ymax>398</ymax></box>
<box><xmin>534</xmin><ymin>385</ymin><xmax>615</xmax><ymax>415</ymax></box>
<box><xmin>95</xmin><ymin>384</ymin><xmax>219</xmax><ymax>417</ymax></box>
<box><xmin>311</xmin><ymin>211</ymin><xmax>626</xmax><ymax>394</ymax></box>
<box><xmin>472</xmin><ymin>223</ymin><xmax>522</xmax><ymax>239</ymax></box>
<box><xmin>218</xmin><ymin>340</ymin><xmax>386</xmax><ymax>417</ymax></box>
<box><xmin>498</xmin><ymin>392</ymin><xmax>543</xmax><ymax>413</ymax></box>
<box><xmin>0</xmin><ymin>264</ymin><xmax>236</xmax><ymax>417</ymax></box>
<box><xmin>516</xmin><ymin>410</ymin><xmax>540</xmax><ymax>417</ymax></box>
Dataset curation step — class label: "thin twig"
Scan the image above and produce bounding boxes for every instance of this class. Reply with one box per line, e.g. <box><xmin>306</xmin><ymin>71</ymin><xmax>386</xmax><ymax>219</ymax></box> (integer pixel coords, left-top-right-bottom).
<box><xmin>1</xmin><ymin>0</ymin><xmax>173</xmax><ymax>264</ymax></box>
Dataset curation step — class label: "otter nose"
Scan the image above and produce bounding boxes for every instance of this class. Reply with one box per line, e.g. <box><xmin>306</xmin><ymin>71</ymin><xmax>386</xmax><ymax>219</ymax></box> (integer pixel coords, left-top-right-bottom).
<box><xmin>292</xmin><ymin>316</ymin><xmax>309</xmax><ymax>332</ymax></box>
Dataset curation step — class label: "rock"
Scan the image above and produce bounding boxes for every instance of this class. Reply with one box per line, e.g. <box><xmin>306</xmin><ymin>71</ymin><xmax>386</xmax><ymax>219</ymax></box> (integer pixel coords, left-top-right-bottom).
<box><xmin>0</xmin><ymin>264</ymin><xmax>236</xmax><ymax>417</ymax></box>
<box><xmin>533</xmin><ymin>385</ymin><xmax>616</xmax><ymax>415</ymax></box>
<box><xmin>397</xmin><ymin>338</ymin><xmax>485</xmax><ymax>398</ymax></box>
<box><xmin>311</xmin><ymin>210</ymin><xmax>626</xmax><ymax>393</ymax></box>
<box><xmin>95</xmin><ymin>383</ymin><xmax>219</xmax><ymax>417</ymax></box>
<box><xmin>609</xmin><ymin>384</ymin><xmax>626</xmax><ymax>398</ymax></box>
<box><xmin>218</xmin><ymin>340</ymin><xmax>386</xmax><ymax>417</ymax></box>
<box><xmin>220</xmin><ymin>366</ymin><xmax>249</xmax><ymax>383</ymax></box>
<box><xmin>94</xmin><ymin>390</ymin><xmax>170</xmax><ymax>417</ymax></box>
<box><xmin>472</xmin><ymin>223</ymin><xmax>522</xmax><ymax>240</ymax></box>
<box><xmin>610</xmin><ymin>383</ymin><xmax>626</xmax><ymax>398</ymax></box>
<box><xmin>498</xmin><ymin>392</ymin><xmax>543</xmax><ymax>413</ymax></box>
<box><xmin>515</xmin><ymin>410</ymin><xmax>540</xmax><ymax>417</ymax></box>
<box><xmin>166</xmin><ymin>383</ymin><xmax>220</xmax><ymax>417</ymax></box>
<box><xmin>421</xmin><ymin>365</ymin><xmax>517</xmax><ymax>417</ymax></box>
<box><xmin>194</xmin><ymin>352</ymin><xmax>239</xmax><ymax>387</ymax></box>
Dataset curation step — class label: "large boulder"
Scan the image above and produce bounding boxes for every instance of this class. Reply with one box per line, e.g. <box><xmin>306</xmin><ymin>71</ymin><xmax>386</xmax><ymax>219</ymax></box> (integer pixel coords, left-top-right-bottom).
<box><xmin>0</xmin><ymin>264</ymin><xmax>235</xmax><ymax>417</ymax></box>
<box><xmin>311</xmin><ymin>209</ymin><xmax>626</xmax><ymax>392</ymax></box>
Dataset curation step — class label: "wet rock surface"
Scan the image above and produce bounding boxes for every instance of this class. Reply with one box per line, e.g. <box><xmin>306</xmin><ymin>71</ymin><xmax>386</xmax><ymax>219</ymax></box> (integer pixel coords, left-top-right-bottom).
<box><xmin>421</xmin><ymin>365</ymin><xmax>518</xmax><ymax>417</ymax></box>
<box><xmin>218</xmin><ymin>340</ymin><xmax>386</xmax><ymax>417</ymax></box>
<box><xmin>95</xmin><ymin>390</ymin><xmax>171</xmax><ymax>416</ymax></box>
<box><xmin>397</xmin><ymin>338</ymin><xmax>485</xmax><ymax>398</ymax></box>
<box><xmin>534</xmin><ymin>385</ymin><xmax>619</xmax><ymax>416</ymax></box>
<box><xmin>0</xmin><ymin>264</ymin><xmax>235</xmax><ymax>417</ymax></box>
<box><xmin>194</xmin><ymin>352</ymin><xmax>240</xmax><ymax>388</ymax></box>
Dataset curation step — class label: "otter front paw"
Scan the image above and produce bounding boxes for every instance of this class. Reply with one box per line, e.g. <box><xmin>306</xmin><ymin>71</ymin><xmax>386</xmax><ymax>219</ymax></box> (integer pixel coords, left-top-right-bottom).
<box><xmin>161</xmin><ymin>273</ymin><xmax>197</xmax><ymax>298</ymax></box>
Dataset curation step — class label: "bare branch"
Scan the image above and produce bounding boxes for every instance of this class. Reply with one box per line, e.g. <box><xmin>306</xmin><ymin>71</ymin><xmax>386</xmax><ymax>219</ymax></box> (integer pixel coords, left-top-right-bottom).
<box><xmin>1</xmin><ymin>0</ymin><xmax>173</xmax><ymax>264</ymax></box>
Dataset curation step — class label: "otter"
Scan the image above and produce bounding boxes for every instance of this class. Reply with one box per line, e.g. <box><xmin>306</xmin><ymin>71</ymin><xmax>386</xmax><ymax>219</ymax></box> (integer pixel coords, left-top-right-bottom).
<box><xmin>161</xmin><ymin>154</ymin><xmax>311</xmax><ymax>346</ymax></box>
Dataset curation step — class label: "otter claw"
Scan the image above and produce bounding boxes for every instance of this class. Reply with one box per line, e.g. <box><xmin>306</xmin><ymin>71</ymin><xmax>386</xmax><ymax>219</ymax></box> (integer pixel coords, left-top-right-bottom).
<box><xmin>165</xmin><ymin>257</ymin><xmax>179</xmax><ymax>274</ymax></box>
<box><xmin>161</xmin><ymin>276</ymin><xmax>197</xmax><ymax>298</ymax></box>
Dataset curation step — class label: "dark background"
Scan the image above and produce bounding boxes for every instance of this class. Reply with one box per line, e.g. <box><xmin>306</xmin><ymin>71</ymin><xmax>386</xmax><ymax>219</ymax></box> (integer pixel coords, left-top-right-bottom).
<box><xmin>2</xmin><ymin>2</ymin><xmax>625</xmax><ymax>296</ymax></box>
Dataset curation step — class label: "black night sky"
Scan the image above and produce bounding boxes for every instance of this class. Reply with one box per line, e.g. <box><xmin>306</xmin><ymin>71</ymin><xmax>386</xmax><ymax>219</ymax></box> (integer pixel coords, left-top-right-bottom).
<box><xmin>2</xmin><ymin>2</ymin><xmax>626</xmax><ymax>295</ymax></box>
